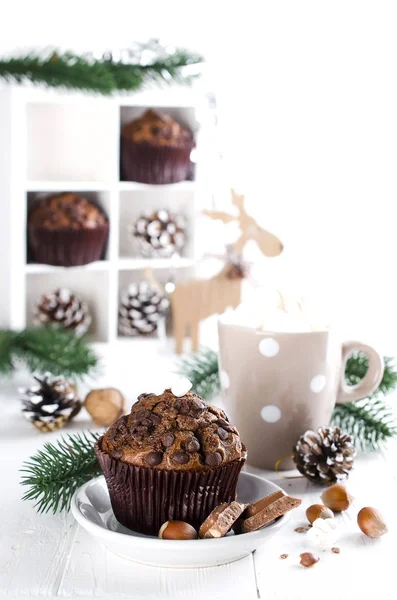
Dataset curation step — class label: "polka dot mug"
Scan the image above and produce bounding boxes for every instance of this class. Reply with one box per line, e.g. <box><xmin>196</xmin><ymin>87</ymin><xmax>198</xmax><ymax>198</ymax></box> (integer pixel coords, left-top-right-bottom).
<box><xmin>218</xmin><ymin>319</ymin><xmax>384</xmax><ymax>470</ymax></box>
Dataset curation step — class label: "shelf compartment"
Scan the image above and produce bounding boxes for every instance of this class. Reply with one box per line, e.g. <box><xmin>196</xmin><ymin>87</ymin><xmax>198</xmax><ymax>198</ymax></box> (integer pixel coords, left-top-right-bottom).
<box><xmin>27</xmin><ymin>102</ymin><xmax>116</xmax><ymax>181</ymax></box>
<box><xmin>118</xmin><ymin>188</ymin><xmax>195</xmax><ymax>261</ymax></box>
<box><xmin>26</xmin><ymin>190</ymin><xmax>112</xmax><ymax>263</ymax></box>
<box><xmin>26</xmin><ymin>270</ymin><xmax>110</xmax><ymax>343</ymax></box>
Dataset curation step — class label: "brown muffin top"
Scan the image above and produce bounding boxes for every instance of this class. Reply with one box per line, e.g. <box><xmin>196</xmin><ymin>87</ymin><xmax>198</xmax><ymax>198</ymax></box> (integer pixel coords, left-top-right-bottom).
<box><xmin>121</xmin><ymin>109</ymin><xmax>194</xmax><ymax>148</ymax></box>
<box><xmin>101</xmin><ymin>390</ymin><xmax>245</xmax><ymax>470</ymax></box>
<box><xmin>28</xmin><ymin>193</ymin><xmax>108</xmax><ymax>230</ymax></box>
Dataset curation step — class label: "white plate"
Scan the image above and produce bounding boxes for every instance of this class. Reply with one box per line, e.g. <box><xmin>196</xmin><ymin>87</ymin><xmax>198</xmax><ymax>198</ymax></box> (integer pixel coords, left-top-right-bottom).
<box><xmin>72</xmin><ymin>472</ymin><xmax>291</xmax><ymax>568</ymax></box>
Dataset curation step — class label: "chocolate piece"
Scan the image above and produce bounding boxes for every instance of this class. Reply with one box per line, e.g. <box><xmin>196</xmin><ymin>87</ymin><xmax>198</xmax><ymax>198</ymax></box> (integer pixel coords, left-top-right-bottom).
<box><xmin>150</xmin><ymin>414</ymin><xmax>161</xmax><ymax>425</ymax></box>
<box><xmin>205</xmin><ymin>452</ymin><xmax>223</xmax><ymax>467</ymax></box>
<box><xmin>331</xmin><ymin>547</ymin><xmax>340</xmax><ymax>554</ymax></box>
<box><xmin>163</xmin><ymin>433</ymin><xmax>175</xmax><ymax>447</ymax></box>
<box><xmin>241</xmin><ymin>494</ymin><xmax>302</xmax><ymax>533</ymax></box>
<box><xmin>294</xmin><ymin>526</ymin><xmax>308</xmax><ymax>533</ymax></box>
<box><xmin>172</xmin><ymin>451</ymin><xmax>190</xmax><ymax>465</ymax></box>
<box><xmin>217</xmin><ymin>427</ymin><xmax>229</xmax><ymax>441</ymax></box>
<box><xmin>199</xmin><ymin>501</ymin><xmax>247</xmax><ymax>539</ymax></box>
<box><xmin>280</xmin><ymin>554</ymin><xmax>288</xmax><ymax>559</ymax></box>
<box><xmin>145</xmin><ymin>451</ymin><xmax>163</xmax><ymax>466</ymax></box>
<box><xmin>185</xmin><ymin>437</ymin><xmax>200</xmax><ymax>453</ymax></box>
<box><xmin>245</xmin><ymin>490</ymin><xmax>285</xmax><ymax>518</ymax></box>
<box><xmin>300</xmin><ymin>552</ymin><xmax>319</xmax><ymax>568</ymax></box>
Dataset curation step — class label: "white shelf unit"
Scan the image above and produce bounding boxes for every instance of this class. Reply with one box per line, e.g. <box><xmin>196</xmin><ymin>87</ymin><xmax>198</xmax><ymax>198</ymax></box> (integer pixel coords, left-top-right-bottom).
<box><xmin>0</xmin><ymin>84</ymin><xmax>216</xmax><ymax>345</ymax></box>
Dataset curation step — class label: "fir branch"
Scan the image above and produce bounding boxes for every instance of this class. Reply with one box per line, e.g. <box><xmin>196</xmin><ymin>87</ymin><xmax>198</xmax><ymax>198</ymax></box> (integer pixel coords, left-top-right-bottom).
<box><xmin>177</xmin><ymin>347</ymin><xmax>220</xmax><ymax>400</ymax></box>
<box><xmin>345</xmin><ymin>353</ymin><xmax>397</xmax><ymax>396</ymax></box>
<box><xmin>20</xmin><ymin>432</ymin><xmax>101</xmax><ymax>513</ymax></box>
<box><xmin>0</xmin><ymin>327</ymin><xmax>98</xmax><ymax>380</ymax></box>
<box><xmin>0</xmin><ymin>42</ymin><xmax>203</xmax><ymax>95</ymax></box>
<box><xmin>0</xmin><ymin>330</ymin><xmax>17</xmax><ymax>375</ymax></box>
<box><xmin>332</xmin><ymin>397</ymin><xmax>397</xmax><ymax>450</ymax></box>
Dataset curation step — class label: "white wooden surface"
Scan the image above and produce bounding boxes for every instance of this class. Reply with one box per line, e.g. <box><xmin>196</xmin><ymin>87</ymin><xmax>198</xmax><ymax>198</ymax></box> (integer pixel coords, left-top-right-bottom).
<box><xmin>1</xmin><ymin>352</ymin><xmax>396</xmax><ymax>600</ymax></box>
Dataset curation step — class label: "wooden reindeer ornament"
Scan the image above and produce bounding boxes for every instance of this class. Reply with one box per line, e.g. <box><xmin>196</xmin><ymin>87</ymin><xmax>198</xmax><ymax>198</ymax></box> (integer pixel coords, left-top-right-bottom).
<box><xmin>169</xmin><ymin>190</ymin><xmax>283</xmax><ymax>353</ymax></box>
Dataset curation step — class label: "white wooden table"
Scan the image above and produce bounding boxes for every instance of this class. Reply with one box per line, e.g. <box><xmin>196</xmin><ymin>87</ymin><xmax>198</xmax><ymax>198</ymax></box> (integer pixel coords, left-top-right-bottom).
<box><xmin>1</xmin><ymin>352</ymin><xmax>396</xmax><ymax>600</ymax></box>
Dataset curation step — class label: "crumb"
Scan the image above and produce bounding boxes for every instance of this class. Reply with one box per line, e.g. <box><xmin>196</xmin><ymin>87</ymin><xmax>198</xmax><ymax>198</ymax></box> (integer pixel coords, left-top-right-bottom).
<box><xmin>300</xmin><ymin>552</ymin><xmax>320</xmax><ymax>568</ymax></box>
<box><xmin>294</xmin><ymin>526</ymin><xmax>308</xmax><ymax>533</ymax></box>
<box><xmin>331</xmin><ymin>547</ymin><xmax>340</xmax><ymax>554</ymax></box>
<box><xmin>280</xmin><ymin>553</ymin><xmax>288</xmax><ymax>559</ymax></box>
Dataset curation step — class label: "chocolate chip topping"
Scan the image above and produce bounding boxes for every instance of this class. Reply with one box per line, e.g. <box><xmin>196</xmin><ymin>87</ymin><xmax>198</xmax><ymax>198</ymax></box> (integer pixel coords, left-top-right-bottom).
<box><xmin>145</xmin><ymin>451</ymin><xmax>163</xmax><ymax>466</ymax></box>
<box><xmin>28</xmin><ymin>193</ymin><xmax>108</xmax><ymax>230</ymax></box>
<box><xmin>101</xmin><ymin>389</ymin><xmax>245</xmax><ymax>471</ymax></box>
<box><xmin>173</xmin><ymin>452</ymin><xmax>190</xmax><ymax>465</ymax></box>
<box><xmin>163</xmin><ymin>433</ymin><xmax>175</xmax><ymax>447</ymax></box>
<box><xmin>217</xmin><ymin>427</ymin><xmax>229</xmax><ymax>441</ymax></box>
<box><xmin>121</xmin><ymin>109</ymin><xmax>194</xmax><ymax>148</ymax></box>
<box><xmin>205</xmin><ymin>452</ymin><xmax>223</xmax><ymax>467</ymax></box>
<box><xmin>185</xmin><ymin>437</ymin><xmax>200</xmax><ymax>453</ymax></box>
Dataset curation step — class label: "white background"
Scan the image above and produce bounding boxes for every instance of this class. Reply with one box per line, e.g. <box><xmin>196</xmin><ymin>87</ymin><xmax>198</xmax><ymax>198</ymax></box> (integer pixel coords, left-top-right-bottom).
<box><xmin>2</xmin><ymin>0</ymin><xmax>397</xmax><ymax>352</ymax></box>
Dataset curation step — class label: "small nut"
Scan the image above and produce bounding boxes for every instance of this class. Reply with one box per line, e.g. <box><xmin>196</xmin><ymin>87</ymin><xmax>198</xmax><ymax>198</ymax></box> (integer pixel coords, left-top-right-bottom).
<box><xmin>321</xmin><ymin>484</ymin><xmax>352</xmax><ymax>512</ymax></box>
<box><xmin>306</xmin><ymin>504</ymin><xmax>334</xmax><ymax>524</ymax></box>
<box><xmin>357</xmin><ymin>507</ymin><xmax>388</xmax><ymax>538</ymax></box>
<box><xmin>158</xmin><ymin>520</ymin><xmax>197</xmax><ymax>540</ymax></box>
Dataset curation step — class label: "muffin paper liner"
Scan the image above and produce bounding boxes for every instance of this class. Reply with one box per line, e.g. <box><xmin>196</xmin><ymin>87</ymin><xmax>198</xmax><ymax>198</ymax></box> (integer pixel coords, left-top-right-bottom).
<box><xmin>120</xmin><ymin>139</ymin><xmax>195</xmax><ymax>185</ymax></box>
<box><xmin>28</xmin><ymin>224</ymin><xmax>109</xmax><ymax>267</ymax></box>
<box><xmin>95</xmin><ymin>439</ymin><xmax>245</xmax><ymax>536</ymax></box>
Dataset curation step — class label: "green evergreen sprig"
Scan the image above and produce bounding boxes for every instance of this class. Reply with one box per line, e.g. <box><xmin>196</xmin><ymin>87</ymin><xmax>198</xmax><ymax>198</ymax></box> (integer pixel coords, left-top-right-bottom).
<box><xmin>20</xmin><ymin>432</ymin><xmax>101</xmax><ymax>513</ymax></box>
<box><xmin>177</xmin><ymin>347</ymin><xmax>220</xmax><ymax>399</ymax></box>
<box><xmin>0</xmin><ymin>327</ymin><xmax>98</xmax><ymax>380</ymax></box>
<box><xmin>0</xmin><ymin>41</ymin><xmax>203</xmax><ymax>95</ymax></box>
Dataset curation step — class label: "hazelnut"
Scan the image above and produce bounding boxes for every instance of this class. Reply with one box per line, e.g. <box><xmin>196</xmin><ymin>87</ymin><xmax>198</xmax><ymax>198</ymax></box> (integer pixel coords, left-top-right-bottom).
<box><xmin>158</xmin><ymin>520</ymin><xmax>197</xmax><ymax>540</ymax></box>
<box><xmin>306</xmin><ymin>503</ymin><xmax>334</xmax><ymax>524</ymax></box>
<box><xmin>321</xmin><ymin>484</ymin><xmax>352</xmax><ymax>512</ymax></box>
<box><xmin>357</xmin><ymin>507</ymin><xmax>388</xmax><ymax>538</ymax></box>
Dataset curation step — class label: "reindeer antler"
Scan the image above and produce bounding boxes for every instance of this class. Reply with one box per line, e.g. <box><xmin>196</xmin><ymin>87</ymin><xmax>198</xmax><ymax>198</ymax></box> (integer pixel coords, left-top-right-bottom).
<box><xmin>231</xmin><ymin>189</ymin><xmax>246</xmax><ymax>212</ymax></box>
<box><xmin>202</xmin><ymin>209</ymin><xmax>236</xmax><ymax>224</ymax></box>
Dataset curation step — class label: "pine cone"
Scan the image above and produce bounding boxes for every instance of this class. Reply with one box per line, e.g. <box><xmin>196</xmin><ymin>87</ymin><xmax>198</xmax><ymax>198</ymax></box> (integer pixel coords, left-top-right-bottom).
<box><xmin>293</xmin><ymin>427</ymin><xmax>356</xmax><ymax>485</ymax></box>
<box><xmin>118</xmin><ymin>282</ymin><xmax>170</xmax><ymax>336</ymax></box>
<box><xmin>34</xmin><ymin>288</ymin><xmax>91</xmax><ymax>337</ymax></box>
<box><xmin>20</xmin><ymin>373</ymin><xmax>81</xmax><ymax>432</ymax></box>
<box><xmin>131</xmin><ymin>209</ymin><xmax>186</xmax><ymax>258</ymax></box>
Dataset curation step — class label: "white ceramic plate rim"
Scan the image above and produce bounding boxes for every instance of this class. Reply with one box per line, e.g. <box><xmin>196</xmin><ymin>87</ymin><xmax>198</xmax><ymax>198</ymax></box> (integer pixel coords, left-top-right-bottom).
<box><xmin>72</xmin><ymin>472</ymin><xmax>291</xmax><ymax>548</ymax></box>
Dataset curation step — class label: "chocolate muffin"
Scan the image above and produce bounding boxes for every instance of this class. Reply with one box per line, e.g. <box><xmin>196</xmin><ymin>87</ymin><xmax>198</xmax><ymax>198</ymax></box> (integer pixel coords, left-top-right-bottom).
<box><xmin>120</xmin><ymin>109</ymin><xmax>195</xmax><ymax>184</ymax></box>
<box><xmin>95</xmin><ymin>389</ymin><xmax>246</xmax><ymax>535</ymax></box>
<box><xmin>28</xmin><ymin>193</ymin><xmax>109</xmax><ymax>267</ymax></box>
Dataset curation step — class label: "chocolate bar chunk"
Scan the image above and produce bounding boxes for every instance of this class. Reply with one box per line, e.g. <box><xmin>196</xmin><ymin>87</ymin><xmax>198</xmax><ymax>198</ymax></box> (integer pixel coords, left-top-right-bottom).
<box><xmin>199</xmin><ymin>501</ymin><xmax>247</xmax><ymax>539</ymax></box>
<box><xmin>241</xmin><ymin>493</ymin><xmax>302</xmax><ymax>533</ymax></box>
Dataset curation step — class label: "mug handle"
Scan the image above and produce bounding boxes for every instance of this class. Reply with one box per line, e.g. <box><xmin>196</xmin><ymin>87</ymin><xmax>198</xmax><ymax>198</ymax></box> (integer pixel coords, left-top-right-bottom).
<box><xmin>337</xmin><ymin>341</ymin><xmax>384</xmax><ymax>404</ymax></box>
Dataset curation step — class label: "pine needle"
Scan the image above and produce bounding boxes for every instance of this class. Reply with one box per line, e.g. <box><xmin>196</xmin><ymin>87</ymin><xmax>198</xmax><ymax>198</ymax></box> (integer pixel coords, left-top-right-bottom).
<box><xmin>0</xmin><ymin>327</ymin><xmax>98</xmax><ymax>380</ymax></box>
<box><xmin>177</xmin><ymin>347</ymin><xmax>220</xmax><ymax>399</ymax></box>
<box><xmin>0</xmin><ymin>42</ymin><xmax>203</xmax><ymax>95</ymax></box>
<box><xmin>332</xmin><ymin>397</ymin><xmax>397</xmax><ymax>450</ymax></box>
<box><xmin>20</xmin><ymin>432</ymin><xmax>101</xmax><ymax>513</ymax></box>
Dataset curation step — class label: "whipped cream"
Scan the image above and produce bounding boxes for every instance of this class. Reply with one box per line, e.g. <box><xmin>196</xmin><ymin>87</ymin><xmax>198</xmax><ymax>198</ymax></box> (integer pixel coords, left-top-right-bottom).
<box><xmin>221</xmin><ymin>292</ymin><xmax>327</xmax><ymax>333</ymax></box>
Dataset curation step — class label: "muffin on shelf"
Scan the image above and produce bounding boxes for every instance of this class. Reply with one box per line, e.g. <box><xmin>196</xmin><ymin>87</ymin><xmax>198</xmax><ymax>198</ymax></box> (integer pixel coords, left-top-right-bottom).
<box><xmin>28</xmin><ymin>193</ymin><xmax>109</xmax><ymax>267</ymax></box>
<box><xmin>120</xmin><ymin>109</ymin><xmax>195</xmax><ymax>184</ymax></box>
<box><xmin>95</xmin><ymin>385</ymin><xmax>246</xmax><ymax>535</ymax></box>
